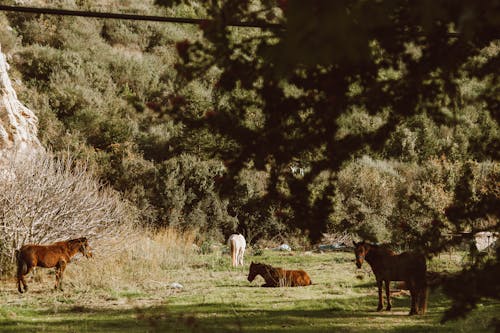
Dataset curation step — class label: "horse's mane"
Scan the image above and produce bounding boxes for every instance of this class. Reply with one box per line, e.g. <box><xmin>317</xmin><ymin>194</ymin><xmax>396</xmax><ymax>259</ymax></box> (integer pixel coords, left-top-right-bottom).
<box><xmin>69</xmin><ymin>237</ymin><xmax>87</xmax><ymax>242</ymax></box>
<box><xmin>367</xmin><ymin>243</ymin><xmax>397</xmax><ymax>255</ymax></box>
<box><xmin>51</xmin><ymin>238</ymin><xmax>87</xmax><ymax>252</ymax></box>
<box><xmin>257</xmin><ymin>262</ymin><xmax>276</xmax><ymax>271</ymax></box>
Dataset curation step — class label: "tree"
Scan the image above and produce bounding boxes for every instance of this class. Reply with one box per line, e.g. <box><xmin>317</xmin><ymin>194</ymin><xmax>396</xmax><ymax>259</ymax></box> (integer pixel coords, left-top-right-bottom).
<box><xmin>157</xmin><ymin>0</ymin><xmax>499</xmax><ymax>322</ymax></box>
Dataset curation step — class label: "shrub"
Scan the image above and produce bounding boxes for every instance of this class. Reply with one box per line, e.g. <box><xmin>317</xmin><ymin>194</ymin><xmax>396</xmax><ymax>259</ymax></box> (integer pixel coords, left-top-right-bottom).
<box><xmin>0</xmin><ymin>14</ymin><xmax>18</xmax><ymax>53</ymax></box>
<box><xmin>331</xmin><ymin>156</ymin><xmax>400</xmax><ymax>242</ymax></box>
<box><xmin>389</xmin><ymin>158</ymin><xmax>458</xmax><ymax>247</ymax></box>
<box><xmin>155</xmin><ymin>154</ymin><xmax>236</xmax><ymax>238</ymax></box>
<box><xmin>0</xmin><ymin>152</ymin><xmax>136</xmax><ymax>276</ymax></box>
<box><xmin>384</xmin><ymin>114</ymin><xmax>442</xmax><ymax>163</ymax></box>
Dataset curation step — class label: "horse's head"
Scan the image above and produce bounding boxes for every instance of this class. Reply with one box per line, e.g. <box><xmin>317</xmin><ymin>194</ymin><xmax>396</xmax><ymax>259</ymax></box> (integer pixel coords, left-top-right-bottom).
<box><xmin>353</xmin><ymin>241</ymin><xmax>370</xmax><ymax>269</ymax></box>
<box><xmin>247</xmin><ymin>262</ymin><xmax>261</xmax><ymax>282</ymax></box>
<box><xmin>77</xmin><ymin>237</ymin><xmax>92</xmax><ymax>258</ymax></box>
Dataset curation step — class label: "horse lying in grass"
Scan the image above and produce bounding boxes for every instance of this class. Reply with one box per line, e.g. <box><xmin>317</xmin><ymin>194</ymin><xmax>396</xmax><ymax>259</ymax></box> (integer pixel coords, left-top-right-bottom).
<box><xmin>16</xmin><ymin>237</ymin><xmax>92</xmax><ymax>293</ymax></box>
<box><xmin>247</xmin><ymin>262</ymin><xmax>312</xmax><ymax>287</ymax></box>
<box><xmin>353</xmin><ymin>240</ymin><xmax>428</xmax><ymax>315</ymax></box>
<box><xmin>228</xmin><ymin>233</ymin><xmax>246</xmax><ymax>267</ymax></box>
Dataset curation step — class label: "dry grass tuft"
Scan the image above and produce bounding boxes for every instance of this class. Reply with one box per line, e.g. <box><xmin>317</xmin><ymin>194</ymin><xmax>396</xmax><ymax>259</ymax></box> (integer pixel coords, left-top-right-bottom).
<box><xmin>65</xmin><ymin>227</ymin><xmax>199</xmax><ymax>292</ymax></box>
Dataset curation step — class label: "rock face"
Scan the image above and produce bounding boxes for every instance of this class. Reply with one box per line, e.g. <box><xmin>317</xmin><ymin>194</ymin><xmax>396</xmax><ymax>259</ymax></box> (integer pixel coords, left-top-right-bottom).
<box><xmin>0</xmin><ymin>44</ymin><xmax>42</xmax><ymax>163</ymax></box>
<box><xmin>475</xmin><ymin>232</ymin><xmax>497</xmax><ymax>252</ymax></box>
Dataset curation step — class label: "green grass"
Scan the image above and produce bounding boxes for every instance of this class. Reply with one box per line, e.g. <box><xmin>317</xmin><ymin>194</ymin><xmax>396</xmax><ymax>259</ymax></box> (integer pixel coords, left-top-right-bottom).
<box><xmin>0</xmin><ymin>251</ymin><xmax>498</xmax><ymax>332</ymax></box>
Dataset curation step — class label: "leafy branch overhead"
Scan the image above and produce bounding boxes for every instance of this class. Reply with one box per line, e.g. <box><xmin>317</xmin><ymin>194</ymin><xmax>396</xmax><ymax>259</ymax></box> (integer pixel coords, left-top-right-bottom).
<box><xmin>157</xmin><ymin>0</ymin><xmax>500</xmax><ymax>322</ymax></box>
<box><xmin>158</xmin><ymin>0</ymin><xmax>499</xmax><ymax>239</ymax></box>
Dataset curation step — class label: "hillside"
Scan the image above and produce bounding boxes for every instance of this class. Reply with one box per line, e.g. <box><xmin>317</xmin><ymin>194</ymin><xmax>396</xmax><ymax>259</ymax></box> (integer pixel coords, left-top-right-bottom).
<box><xmin>1</xmin><ymin>0</ymin><xmax>498</xmax><ymax>244</ymax></box>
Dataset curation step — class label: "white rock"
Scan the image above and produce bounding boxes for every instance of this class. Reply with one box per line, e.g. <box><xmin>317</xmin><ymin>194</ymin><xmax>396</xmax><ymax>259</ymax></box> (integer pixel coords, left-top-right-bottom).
<box><xmin>274</xmin><ymin>244</ymin><xmax>291</xmax><ymax>251</ymax></box>
<box><xmin>170</xmin><ymin>282</ymin><xmax>184</xmax><ymax>289</ymax></box>
<box><xmin>0</xmin><ymin>44</ymin><xmax>43</xmax><ymax>166</ymax></box>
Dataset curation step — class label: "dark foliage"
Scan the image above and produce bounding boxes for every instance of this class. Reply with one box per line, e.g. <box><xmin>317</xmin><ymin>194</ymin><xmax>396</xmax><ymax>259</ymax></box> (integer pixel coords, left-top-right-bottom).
<box><xmin>157</xmin><ymin>0</ymin><xmax>500</xmax><ymax>322</ymax></box>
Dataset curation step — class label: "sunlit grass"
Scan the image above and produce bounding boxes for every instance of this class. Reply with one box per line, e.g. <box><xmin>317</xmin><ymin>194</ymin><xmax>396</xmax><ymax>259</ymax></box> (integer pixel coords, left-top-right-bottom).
<box><xmin>0</xmin><ymin>231</ymin><xmax>498</xmax><ymax>332</ymax></box>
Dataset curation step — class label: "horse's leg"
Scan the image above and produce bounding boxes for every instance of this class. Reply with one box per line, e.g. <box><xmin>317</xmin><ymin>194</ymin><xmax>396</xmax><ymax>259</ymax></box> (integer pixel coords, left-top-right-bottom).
<box><xmin>17</xmin><ymin>276</ymin><xmax>22</xmax><ymax>294</ymax></box>
<box><xmin>54</xmin><ymin>264</ymin><xmax>60</xmax><ymax>290</ymax></box>
<box><xmin>415</xmin><ymin>287</ymin><xmax>421</xmax><ymax>314</ymax></box>
<box><xmin>376</xmin><ymin>279</ymin><xmax>384</xmax><ymax>311</ymax></box>
<box><xmin>412</xmin><ymin>282</ymin><xmax>421</xmax><ymax>314</ymax></box>
<box><xmin>22</xmin><ymin>266</ymin><xmax>32</xmax><ymax>293</ymax></box>
<box><xmin>16</xmin><ymin>255</ymin><xmax>28</xmax><ymax>293</ymax></box>
<box><xmin>408</xmin><ymin>281</ymin><xmax>417</xmax><ymax>315</ymax></box>
<box><xmin>238</xmin><ymin>247</ymin><xmax>245</xmax><ymax>266</ymax></box>
<box><xmin>17</xmin><ymin>269</ymin><xmax>26</xmax><ymax>293</ymax></box>
<box><xmin>410</xmin><ymin>289</ymin><xmax>417</xmax><ymax>315</ymax></box>
<box><xmin>59</xmin><ymin>260</ymin><xmax>67</xmax><ymax>291</ymax></box>
<box><xmin>18</xmin><ymin>265</ymin><xmax>32</xmax><ymax>293</ymax></box>
<box><xmin>55</xmin><ymin>260</ymin><xmax>67</xmax><ymax>291</ymax></box>
<box><xmin>416</xmin><ymin>275</ymin><xmax>428</xmax><ymax>315</ymax></box>
<box><xmin>414</xmin><ymin>281</ymin><xmax>427</xmax><ymax>315</ymax></box>
<box><xmin>16</xmin><ymin>264</ymin><xmax>24</xmax><ymax>293</ymax></box>
<box><xmin>230</xmin><ymin>242</ymin><xmax>236</xmax><ymax>267</ymax></box>
<box><xmin>418</xmin><ymin>284</ymin><xmax>428</xmax><ymax>315</ymax></box>
<box><xmin>385</xmin><ymin>280</ymin><xmax>392</xmax><ymax>311</ymax></box>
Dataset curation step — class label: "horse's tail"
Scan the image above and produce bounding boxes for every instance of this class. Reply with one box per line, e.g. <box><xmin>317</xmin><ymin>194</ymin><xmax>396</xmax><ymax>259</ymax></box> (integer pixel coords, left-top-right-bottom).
<box><xmin>15</xmin><ymin>249</ymin><xmax>27</xmax><ymax>276</ymax></box>
<box><xmin>15</xmin><ymin>249</ymin><xmax>28</xmax><ymax>293</ymax></box>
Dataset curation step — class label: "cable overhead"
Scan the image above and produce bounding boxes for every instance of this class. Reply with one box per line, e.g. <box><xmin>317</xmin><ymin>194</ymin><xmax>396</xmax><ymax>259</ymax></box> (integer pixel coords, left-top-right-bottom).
<box><xmin>0</xmin><ymin>5</ymin><xmax>487</xmax><ymax>38</ymax></box>
<box><xmin>0</xmin><ymin>4</ymin><xmax>283</xmax><ymax>29</ymax></box>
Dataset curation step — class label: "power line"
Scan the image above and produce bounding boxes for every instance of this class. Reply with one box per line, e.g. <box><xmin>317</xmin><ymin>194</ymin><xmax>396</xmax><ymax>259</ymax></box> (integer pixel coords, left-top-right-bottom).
<box><xmin>1</xmin><ymin>5</ymin><xmax>486</xmax><ymax>38</ymax></box>
<box><xmin>0</xmin><ymin>4</ymin><xmax>283</xmax><ymax>29</ymax></box>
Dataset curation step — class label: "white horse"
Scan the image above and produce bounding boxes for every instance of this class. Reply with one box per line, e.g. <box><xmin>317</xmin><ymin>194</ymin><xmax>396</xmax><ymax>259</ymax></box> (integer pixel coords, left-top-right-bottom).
<box><xmin>228</xmin><ymin>234</ymin><xmax>246</xmax><ymax>267</ymax></box>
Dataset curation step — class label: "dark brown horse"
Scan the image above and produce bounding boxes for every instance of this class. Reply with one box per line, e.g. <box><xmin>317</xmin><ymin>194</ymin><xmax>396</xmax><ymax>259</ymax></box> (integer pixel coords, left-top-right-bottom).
<box><xmin>16</xmin><ymin>237</ymin><xmax>92</xmax><ymax>293</ymax></box>
<box><xmin>353</xmin><ymin>241</ymin><xmax>428</xmax><ymax>315</ymax></box>
<box><xmin>247</xmin><ymin>262</ymin><xmax>312</xmax><ymax>287</ymax></box>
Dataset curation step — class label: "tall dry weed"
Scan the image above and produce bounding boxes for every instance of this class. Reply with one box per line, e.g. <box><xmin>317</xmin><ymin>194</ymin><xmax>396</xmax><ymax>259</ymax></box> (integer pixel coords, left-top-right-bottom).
<box><xmin>65</xmin><ymin>227</ymin><xmax>200</xmax><ymax>292</ymax></box>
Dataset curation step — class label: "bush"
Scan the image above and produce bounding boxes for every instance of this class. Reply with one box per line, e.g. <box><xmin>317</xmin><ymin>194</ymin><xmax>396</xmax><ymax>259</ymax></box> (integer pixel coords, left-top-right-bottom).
<box><xmin>384</xmin><ymin>114</ymin><xmax>442</xmax><ymax>163</ymax></box>
<box><xmin>155</xmin><ymin>154</ymin><xmax>236</xmax><ymax>239</ymax></box>
<box><xmin>0</xmin><ymin>152</ymin><xmax>136</xmax><ymax>276</ymax></box>
<box><xmin>390</xmin><ymin>157</ymin><xmax>458</xmax><ymax>247</ymax></box>
<box><xmin>0</xmin><ymin>14</ymin><xmax>18</xmax><ymax>54</ymax></box>
<box><xmin>331</xmin><ymin>156</ymin><xmax>400</xmax><ymax>242</ymax></box>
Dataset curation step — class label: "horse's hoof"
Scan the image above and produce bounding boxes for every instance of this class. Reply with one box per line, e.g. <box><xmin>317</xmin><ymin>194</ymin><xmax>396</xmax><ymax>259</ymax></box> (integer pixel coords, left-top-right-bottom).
<box><xmin>377</xmin><ymin>307</ymin><xmax>383</xmax><ymax>312</ymax></box>
<box><xmin>386</xmin><ymin>306</ymin><xmax>391</xmax><ymax>311</ymax></box>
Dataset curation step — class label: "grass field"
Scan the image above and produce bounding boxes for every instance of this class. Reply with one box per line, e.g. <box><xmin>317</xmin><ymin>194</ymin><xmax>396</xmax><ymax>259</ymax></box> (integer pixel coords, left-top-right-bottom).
<box><xmin>0</xmin><ymin>245</ymin><xmax>498</xmax><ymax>333</ymax></box>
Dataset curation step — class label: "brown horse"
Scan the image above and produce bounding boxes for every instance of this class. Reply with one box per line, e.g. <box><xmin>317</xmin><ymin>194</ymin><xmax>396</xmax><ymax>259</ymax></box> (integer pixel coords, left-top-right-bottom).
<box><xmin>247</xmin><ymin>262</ymin><xmax>312</xmax><ymax>287</ymax></box>
<box><xmin>16</xmin><ymin>237</ymin><xmax>92</xmax><ymax>293</ymax></box>
<box><xmin>353</xmin><ymin>241</ymin><xmax>428</xmax><ymax>315</ymax></box>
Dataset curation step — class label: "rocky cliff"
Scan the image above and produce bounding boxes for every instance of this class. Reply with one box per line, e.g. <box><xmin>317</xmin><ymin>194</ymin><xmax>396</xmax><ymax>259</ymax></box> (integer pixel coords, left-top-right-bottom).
<box><xmin>0</xmin><ymin>44</ymin><xmax>42</xmax><ymax>163</ymax></box>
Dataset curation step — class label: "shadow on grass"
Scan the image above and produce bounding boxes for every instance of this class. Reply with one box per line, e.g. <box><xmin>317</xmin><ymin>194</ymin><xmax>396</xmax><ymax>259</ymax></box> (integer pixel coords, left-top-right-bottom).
<box><xmin>0</xmin><ymin>305</ymin><xmax>402</xmax><ymax>333</ymax></box>
<box><xmin>1</xmin><ymin>293</ymin><xmax>498</xmax><ymax>333</ymax></box>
